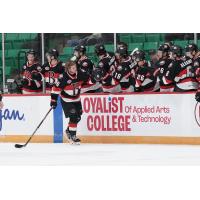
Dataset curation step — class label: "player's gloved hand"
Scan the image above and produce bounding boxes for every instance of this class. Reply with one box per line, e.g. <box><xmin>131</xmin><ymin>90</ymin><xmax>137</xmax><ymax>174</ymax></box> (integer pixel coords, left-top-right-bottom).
<box><xmin>50</xmin><ymin>100</ymin><xmax>57</xmax><ymax>109</ymax></box>
<box><xmin>21</xmin><ymin>78</ymin><xmax>29</xmax><ymax>86</ymax></box>
<box><xmin>31</xmin><ymin>72</ymin><xmax>42</xmax><ymax>81</ymax></box>
<box><xmin>195</xmin><ymin>92</ymin><xmax>200</xmax><ymax>102</ymax></box>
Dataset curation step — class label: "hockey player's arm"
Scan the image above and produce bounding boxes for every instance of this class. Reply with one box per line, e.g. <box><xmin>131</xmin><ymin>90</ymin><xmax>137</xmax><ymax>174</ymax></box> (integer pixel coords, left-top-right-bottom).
<box><xmin>162</xmin><ymin>63</ymin><xmax>176</xmax><ymax>85</ymax></box>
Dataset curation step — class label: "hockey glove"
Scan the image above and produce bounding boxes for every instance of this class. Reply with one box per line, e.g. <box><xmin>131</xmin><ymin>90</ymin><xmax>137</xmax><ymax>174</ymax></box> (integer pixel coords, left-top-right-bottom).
<box><xmin>195</xmin><ymin>92</ymin><xmax>200</xmax><ymax>102</ymax></box>
<box><xmin>50</xmin><ymin>99</ymin><xmax>57</xmax><ymax>109</ymax></box>
<box><xmin>50</xmin><ymin>93</ymin><xmax>59</xmax><ymax>109</ymax></box>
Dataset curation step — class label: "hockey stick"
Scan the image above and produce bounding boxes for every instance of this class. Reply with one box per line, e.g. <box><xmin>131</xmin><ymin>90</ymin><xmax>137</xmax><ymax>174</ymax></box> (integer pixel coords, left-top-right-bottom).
<box><xmin>15</xmin><ymin>107</ymin><xmax>53</xmax><ymax>148</ymax></box>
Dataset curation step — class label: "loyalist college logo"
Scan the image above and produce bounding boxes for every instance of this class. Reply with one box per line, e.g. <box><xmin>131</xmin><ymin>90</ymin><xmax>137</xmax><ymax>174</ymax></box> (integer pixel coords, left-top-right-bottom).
<box><xmin>0</xmin><ymin>108</ymin><xmax>25</xmax><ymax>131</ymax></box>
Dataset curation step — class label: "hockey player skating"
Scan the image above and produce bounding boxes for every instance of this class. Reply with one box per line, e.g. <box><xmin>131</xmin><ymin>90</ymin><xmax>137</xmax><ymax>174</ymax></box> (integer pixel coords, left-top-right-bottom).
<box><xmin>50</xmin><ymin>61</ymin><xmax>95</xmax><ymax>144</ymax></box>
<box><xmin>42</xmin><ymin>49</ymin><xmax>65</xmax><ymax>93</ymax></box>
<box><xmin>21</xmin><ymin>50</ymin><xmax>43</xmax><ymax>94</ymax></box>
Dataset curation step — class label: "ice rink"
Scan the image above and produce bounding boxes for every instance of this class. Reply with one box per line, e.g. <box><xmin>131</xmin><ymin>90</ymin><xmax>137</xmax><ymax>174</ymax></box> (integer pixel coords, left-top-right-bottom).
<box><xmin>0</xmin><ymin>143</ymin><xmax>200</xmax><ymax>165</ymax></box>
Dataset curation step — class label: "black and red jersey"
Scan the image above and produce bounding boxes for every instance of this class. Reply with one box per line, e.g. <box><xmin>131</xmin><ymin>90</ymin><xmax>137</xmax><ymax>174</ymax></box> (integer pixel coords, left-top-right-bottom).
<box><xmin>163</xmin><ymin>56</ymin><xmax>198</xmax><ymax>92</ymax></box>
<box><xmin>135</xmin><ymin>62</ymin><xmax>158</xmax><ymax>92</ymax></box>
<box><xmin>51</xmin><ymin>68</ymin><xmax>92</xmax><ymax>103</ymax></box>
<box><xmin>42</xmin><ymin>61</ymin><xmax>65</xmax><ymax>91</ymax></box>
<box><xmin>21</xmin><ymin>62</ymin><xmax>43</xmax><ymax>93</ymax></box>
<box><xmin>153</xmin><ymin>58</ymin><xmax>174</xmax><ymax>91</ymax></box>
<box><xmin>112</xmin><ymin>56</ymin><xmax>134</xmax><ymax>92</ymax></box>
<box><xmin>96</xmin><ymin>53</ymin><xmax>116</xmax><ymax>92</ymax></box>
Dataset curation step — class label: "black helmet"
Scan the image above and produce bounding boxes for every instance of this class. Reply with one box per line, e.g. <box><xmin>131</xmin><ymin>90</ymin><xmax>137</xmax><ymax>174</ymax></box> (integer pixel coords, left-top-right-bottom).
<box><xmin>117</xmin><ymin>42</ymin><xmax>128</xmax><ymax>50</ymax></box>
<box><xmin>158</xmin><ymin>43</ymin><xmax>170</xmax><ymax>53</ymax></box>
<box><xmin>134</xmin><ymin>50</ymin><xmax>146</xmax><ymax>62</ymax></box>
<box><xmin>74</xmin><ymin>45</ymin><xmax>86</xmax><ymax>54</ymax></box>
<box><xmin>185</xmin><ymin>43</ymin><xmax>198</xmax><ymax>53</ymax></box>
<box><xmin>170</xmin><ymin>45</ymin><xmax>182</xmax><ymax>57</ymax></box>
<box><xmin>47</xmin><ymin>49</ymin><xmax>59</xmax><ymax>59</ymax></box>
<box><xmin>116</xmin><ymin>46</ymin><xmax>128</xmax><ymax>57</ymax></box>
<box><xmin>26</xmin><ymin>49</ymin><xmax>37</xmax><ymax>57</ymax></box>
<box><xmin>95</xmin><ymin>44</ymin><xmax>106</xmax><ymax>56</ymax></box>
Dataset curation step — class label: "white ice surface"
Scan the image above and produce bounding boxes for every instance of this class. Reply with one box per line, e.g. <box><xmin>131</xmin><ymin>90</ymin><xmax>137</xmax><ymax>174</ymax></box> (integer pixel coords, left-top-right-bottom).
<box><xmin>1</xmin><ymin>143</ymin><xmax>200</xmax><ymax>165</ymax></box>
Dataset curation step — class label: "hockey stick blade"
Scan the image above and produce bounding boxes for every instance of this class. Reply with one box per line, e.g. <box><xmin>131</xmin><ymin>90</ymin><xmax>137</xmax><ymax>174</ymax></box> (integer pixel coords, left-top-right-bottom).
<box><xmin>15</xmin><ymin>144</ymin><xmax>25</xmax><ymax>148</ymax></box>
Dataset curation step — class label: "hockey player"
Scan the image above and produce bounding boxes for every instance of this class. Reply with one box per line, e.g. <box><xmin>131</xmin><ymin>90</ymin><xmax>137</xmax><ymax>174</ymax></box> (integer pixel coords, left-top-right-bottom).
<box><xmin>153</xmin><ymin>43</ymin><xmax>174</xmax><ymax>92</ymax></box>
<box><xmin>163</xmin><ymin>45</ymin><xmax>198</xmax><ymax>92</ymax></box>
<box><xmin>72</xmin><ymin>45</ymin><xmax>101</xmax><ymax>93</ymax></box>
<box><xmin>134</xmin><ymin>50</ymin><xmax>158</xmax><ymax>92</ymax></box>
<box><xmin>21</xmin><ymin>50</ymin><xmax>43</xmax><ymax>94</ymax></box>
<box><xmin>42</xmin><ymin>49</ymin><xmax>65</xmax><ymax>93</ymax></box>
<box><xmin>113</xmin><ymin>46</ymin><xmax>134</xmax><ymax>92</ymax></box>
<box><xmin>94</xmin><ymin>44</ymin><xmax>119</xmax><ymax>93</ymax></box>
<box><xmin>50</xmin><ymin>61</ymin><xmax>95</xmax><ymax>144</ymax></box>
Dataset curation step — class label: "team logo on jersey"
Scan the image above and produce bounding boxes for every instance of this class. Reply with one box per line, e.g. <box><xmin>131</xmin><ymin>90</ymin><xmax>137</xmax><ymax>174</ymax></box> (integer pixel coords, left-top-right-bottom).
<box><xmin>45</xmin><ymin>67</ymin><xmax>50</xmax><ymax>70</ymax></box>
<box><xmin>67</xmin><ymin>80</ymin><xmax>72</xmax><ymax>84</ymax></box>
<box><xmin>194</xmin><ymin>102</ymin><xmax>200</xmax><ymax>128</ymax></box>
